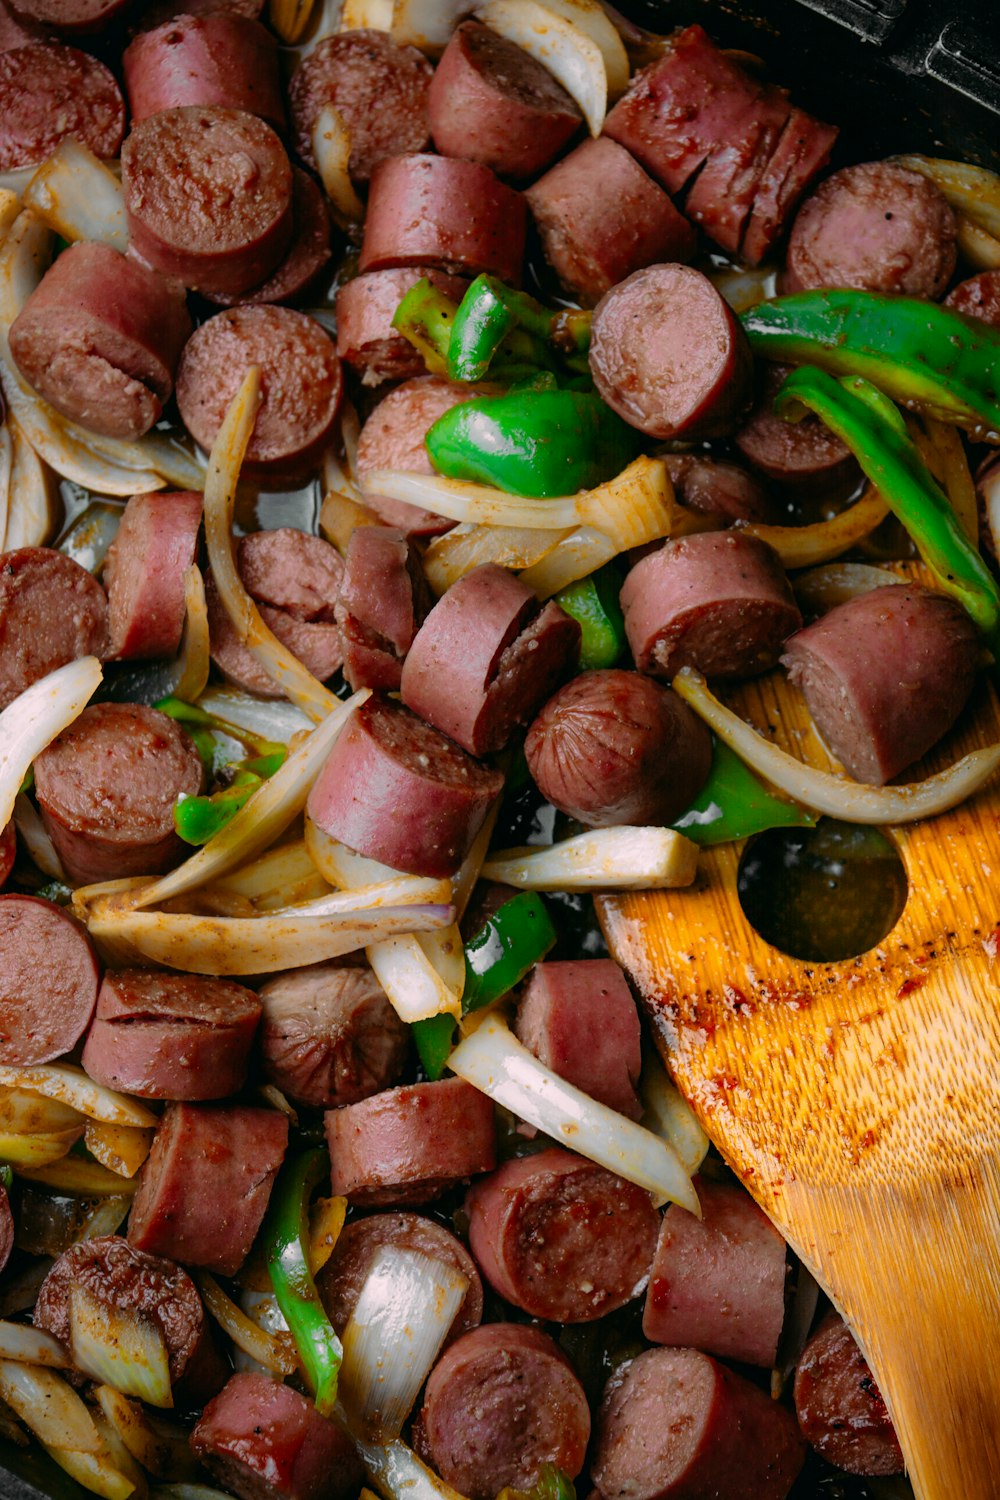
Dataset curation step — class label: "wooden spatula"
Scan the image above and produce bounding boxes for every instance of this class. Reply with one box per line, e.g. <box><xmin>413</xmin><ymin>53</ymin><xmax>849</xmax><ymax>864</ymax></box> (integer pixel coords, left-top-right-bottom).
<box><xmin>598</xmin><ymin>575</ymin><xmax>1000</xmax><ymax>1498</ymax></box>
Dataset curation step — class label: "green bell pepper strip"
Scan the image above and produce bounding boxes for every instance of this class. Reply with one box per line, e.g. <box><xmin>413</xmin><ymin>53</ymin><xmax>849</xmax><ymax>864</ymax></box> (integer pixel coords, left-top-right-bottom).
<box><xmin>773</xmin><ymin>366</ymin><xmax>1000</xmax><ymax>650</ymax></box>
<box><xmin>426</xmin><ymin>388</ymin><xmax>639</xmax><ymax>498</ymax></box>
<box><xmin>555</xmin><ymin>564</ymin><xmax>626</xmax><ymax>670</ymax></box>
<box><xmin>412</xmin><ymin>1011</ymin><xmax>457</xmax><ymax>1082</ymax></box>
<box><xmin>156</xmin><ymin>695</ymin><xmax>286</xmax><ymax>761</ymax></box>
<box><xmin>263</xmin><ymin>1149</ymin><xmax>342</xmax><ymax>1416</ymax></box>
<box><xmin>497</xmin><ymin>1466</ymin><xmax>577</xmax><ymax>1500</ymax></box>
<box><xmin>391</xmin><ymin>278</ymin><xmax>457</xmax><ymax>376</ymax></box>
<box><xmin>0</xmin><ymin>1165</ymin><xmax>11</xmax><ymax>1191</ymax></box>
<box><xmin>448</xmin><ymin>276</ymin><xmax>592</xmax><ymax>382</ymax></box>
<box><xmin>741</xmin><ymin>290</ymin><xmax>1000</xmax><ymax>435</ymax></box>
<box><xmin>173</xmin><ymin>749</ymin><xmax>287</xmax><ymax>845</ymax></box>
<box><xmin>448</xmin><ymin>276</ymin><xmax>514</xmax><ymax>381</ymax></box>
<box><xmin>672</xmin><ymin>739</ymin><xmax>815</xmax><ymax>846</ymax></box>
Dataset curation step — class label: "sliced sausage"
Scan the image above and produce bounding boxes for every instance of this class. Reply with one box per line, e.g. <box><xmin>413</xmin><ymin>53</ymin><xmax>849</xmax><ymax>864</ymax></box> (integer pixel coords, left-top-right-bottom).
<box><xmin>123</xmin><ymin>13</ymin><xmax>284</xmax><ymax>128</ymax></box>
<box><xmin>781</xmin><ymin>584</ymin><xmax>979</xmax><ymax>784</ymax></box>
<box><xmin>8</xmin><ymin>0</ymin><xmax>126</xmax><ymax>28</ymax></box>
<box><xmin>326</xmin><ymin>1077</ymin><xmax>497</xmax><ymax>1206</ymax></box>
<box><xmin>9</xmin><ymin>241</ymin><xmax>192</xmax><ymax>442</ymax></box>
<box><xmin>288</xmin><ymin>29</ymin><xmax>432</xmax><ymax>181</ymax></box>
<box><xmin>258</xmin><ymin>962</ymin><xmax>408</xmax><ymax>1110</ymax></box>
<box><xmin>0</xmin><ymin>43</ymin><xmax>124</xmax><ymax>167</ymax></box>
<box><xmin>794</xmin><ymin>1312</ymin><xmax>904</xmax><ymax>1477</ymax></box>
<box><xmin>589</xmin><ymin>265</ymin><xmax>753</xmax><ymax>439</ymax></box>
<box><xmin>104</xmin><ymin>490</ymin><xmax>203</xmax><ymax>661</ymax></box>
<box><xmin>138</xmin><ymin>0</ymin><xmax>265</xmax><ymax>25</ymax></box>
<box><xmin>664</xmin><ymin>454</ymin><xmax>774</xmax><ymax>525</ymax></box>
<box><xmin>0</xmin><ymin>547</ymin><xmax>108</xmax><ymax>710</ymax></box>
<box><xmin>0</xmin><ymin>895</ymin><xmax>99</xmax><ymax>1064</ymax></box>
<box><xmin>34</xmin><ymin>1235</ymin><xmax>225</xmax><ymax>1406</ymax></box>
<box><xmin>316</xmin><ymin>1211</ymin><xmax>482</xmax><ymax>1344</ymax></box>
<box><xmin>33</xmin><ymin>703</ymin><xmax>204</xmax><ymax>886</ymax></box>
<box><xmin>515</xmin><ymin>959</ymin><xmax>642</xmax><ymax>1118</ymax></box>
<box><xmin>0</xmin><ymin>1184</ymin><xmax>12</xmax><ymax>1274</ymax></box>
<box><xmin>742</xmin><ymin>107</ymin><xmax>838</xmax><ymax>266</ymax></box>
<box><xmin>526</xmin><ymin>137</ymin><xmax>695</xmax><ymax>308</ymax></box>
<box><xmin>524</xmin><ymin>669</ymin><xmax>712</xmax><ymax>827</ymax></box>
<box><xmin>415</xmin><ymin>1324</ymin><xmax>590</xmax><ymax>1500</ymax></box>
<box><xmin>643</xmin><ymin>1177</ymin><xmax>787</xmax><ymax>1367</ymax></box>
<box><xmin>466</xmin><ymin>1146</ymin><xmax>659</xmax><ymax>1322</ymax></box>
<box><xmin>622</xmin><ymin>532</ymin><xmax>802</xmax><ymax>680</ymax></box>
<box><xmin>734</xmin><ymin>362</ymin><xmax>860</xmax><ymax>501</ymax></box>
<box><xmin>128</xmin><ymin>1102</ymin><xmax>289</xmax><ymax>1276</ymax></box>
<box><xmin>0</xmin><ymin>823</ymin><xmax>13</xmax><ymax>889</ymax></box>
<box><xmin>682</xmin><ymin>83</ymin><xmax>791</xmax><ymax>257</ymax></box>
<box><xmin>0</xmin><ymin>2</ymin><xmax>45</xmax><ymax>49</ymax></box>
<box><xmin>945</xmin><ymin>269</ymin><xmax>1000</xmax><ymax>328</ymax></box>
<box><xmin>193</xmin><ymin>1372</ymin><xmax>364</xmax><ymax>1500</ymax></box>
<box><xmin>357</xmin><ymin>375</ymin><xmax>472</xmax><ymax>535</ymax></box>
<box><xmin>591</xmin><ymin>1346</ymin><xmax>806</xmax><ymax>1500</ymax></box>
<box><xmin>307</xmin><ymin>693</ymin><xmax>504</xmax><ymax>878</ymax></box>
<box><xmin>205</xmin><ymin>169</ymin><xmax>331</xmax><ymax>309</ymax></box>
<box><xmin>784</xmin><ymin>161</ymin><xmax>957</xmax><ymax>298</ymax></box>
<box><xmin>81</xmin><ymin>969</ymin><xmax>261</xmax><ymax>1100</ymax></box>
<box><xmin>336</xmin><ymin>268</ymin><xmax>468</xmax><ymax>389</ymax></box>
<box><xmin>176</xmin><ymin>307</ymin><xmax>342</xmax><ymax>480</ymax></box>
<box><xmin>429</xmin><ymin>19</ymin><xmax>581</xmax><ymax>181</ymax></box>
<box><xmin>335</xmin><ymin>525</ymin><xmax>431</xmax><ymax>692</ymax></box>
<box><xmin>122</xmin><ymin>106</ymin><xmax>293</xmax><ymax>298</ymax></box>
<box><xmin>360</xmin><ymin>154</ymin><xmax>526</xmax><ymax>285</ymax></box>
<box><xmin>401</xmin><ymin>564</ymin><xmax>580</xmax><ymax>756</ymax></box>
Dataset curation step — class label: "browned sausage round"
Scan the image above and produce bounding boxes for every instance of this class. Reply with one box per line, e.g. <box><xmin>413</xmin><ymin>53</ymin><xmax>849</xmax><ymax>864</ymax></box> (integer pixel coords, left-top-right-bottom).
<box><xmin>794</xmin><ymin>1312</ymin><xmax>904</xmax><ymax>1476</ymax></box>
<box><xmin>0</xmin><ymin>43</ymin><xmax>124</xmax><ymax>167</ymax></box>
<box><xmin>664</xmin><ymin>454</ymin><xmax>774</xmax><ymax>525</ymax></box>
<box><xmin>357</xmin><ymin>375</ymin><xmax>472</xmax><ymax>534</ymax></box>
<box><xmin>515</xmin><ymin>959</ymin><xmax>642</xmax><ymax>1118</ymax></box>
<box><xmin>622</xmin><ymin>532</ymin><xmax>801</xmax><ymax>680</ymax></box>
<box><xmin>306</xmin><ymin>693</ymin><xmax>504</xmax><ymax>879</ymax></box>
<box><xmin>781</xmin><ymin>584</ymin><xmax>979</xmax><ymax>784</ymax></box>
<box><xmin>138</xmin><ymin>0</ymin><xmax>265</xmax><ymax>26</ymax></box>
<box><xmin>122</xmin><ymin>106</ymin><xmax>293</xmax><ymax>297</ymax></box>
<box><xmin>128</xmin><ymin>1102</ymin><xmax>289</xmax><ymax>1276</ymax></box>
<box><xmin>258</xmin><ymin>962</ymin><xmax>408</xmax><ymax>1109</ymax></box>
<box><xmin>205</xmin><ymin>170</ymin><xmax>331</xmax><ymax>309</ymax></box>
<box><xmin>33</xmin><ymin>703</ymin><xmax>204</xmax><ymax>886</ymax></box>
<box><xmin>415</xmin><ymin>1324</ymin><xmax>591</xmax><ymax>1500</ymax></box>
<box><xmin>0</xmin><ymin>1184</ymin><xmax>12</xmax><ymax>1275</ymax></box>
<box><xmin>466</xmin><ymin>1146</ymin><xmax>659</xmax><ymax>1321</ymax></box>
<box><xmin>682</xmin><ymin>84</ymin><xmax>791</xmax><ymax>257</ymax></box>
<box><xmin>741</xmin><ymin>108</ymin><xmax>839</xmax><ymax>266</ymax></box>
<box><xmin>335</xmin><ymin>525</ymin><xmax>431</xmax><ymax>692</ymax></box>
<box><xmin>104</xmin><ymin>491</ymin><xmax>203</xmax><ymax>661</ymax></box>
<box><xmin>82</xmin><ymin>969</ymin><xmax>261</xmax><ymax>1100</ymax></box>
<box><xmin>0</xmin><ymin>895</ymin><xmax>99</xmax><ymax>1064</ymax></box>
<box><xmin>0</xmin><ymin>3</ymin><xmax>43</xmax><ymax>49</ymax></box>
<box><xmin>326</xmin><ymin>1077</ymin><xmax>497</xmax><ymax>1206</ymax></box>
<box><xmin>0</xmin><ymin>547</ymin><xmax>108</xmax><ymax>709</ymax></box>
<box><xmin>289</xmin><ymin>30</ymin><xmax>432</xmax><ymax>181</ymax></box>
<box><xmin>525</xmin><ymin>668</ymin><xmax>712</xmax><ymax>826</ymax></box>
<box><xmin>945</xmin><ymin>269</ymin><xmax>1000</xmax><ymax>328</ymax></box>
<box><xmin>9</xmin><ymin>241</ymin><xmax>192</xmax><ymax>441</ymax></box>
<box><xmin>123</xmin><ymin>13</ymin><xmax>284</xmax><ymax>128</ymax></box>
<box><xmin>8</xmin><ymin>0</ymin><xmax>126</xmax><ymax>27</ymax></box>
<box><xmin>589</xmin><ymin>264</ymin><xmax>753</xmax><ymax>439</ymax></box>
<box><xmin>784</xmin><ymin>161</ymin><xmax>957</xmax><ymax>297</ymax></box>
<box><xmin>526</xmin><ymin>137</ymin><xmax>695</xmax><ymax>308</ymax></box>
<box><xmin>735</xmin><ymin>362</ymin><xmax>859</xmax><ymax>500</ymax></box>
<box><xmin>0</xmin><ymin>823</ymin><xmax>13</xmax><ymax>890</ymax></box>
<box><xmin>336</xmin><ymin>268</ymin><xmax>469</xmax><ymax>389</ymax></box>
<box><xmin>360</xmin><ymin>154</ymin><xmax>526</xmax><ymax>285</ymax></box>
<box><xmin>316</xmin><ymin>1211</ymin><xmax>483</xmax><ymax>1344</ymax></box>
<box><xmin>429</xmin><ymin>20</ymin><xmax>581</xmax><ymax>181</ymax></box>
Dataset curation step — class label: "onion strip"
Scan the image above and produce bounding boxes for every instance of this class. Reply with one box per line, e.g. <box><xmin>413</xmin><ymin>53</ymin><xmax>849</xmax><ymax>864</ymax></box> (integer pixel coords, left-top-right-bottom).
<box><xmin>893</xmin><ymin>154</ymin><xmax>1000</xmax><ymax>241</ymax></box>
<box><xmin>354</xmin><ymin>1434</ymin><xmax>469</xmax><ymax>1500</ymax></box>
<box><xmin>13</xmin><ymin>792</ymin><xmax>66</xmax><ymax>879</ymax></box>
<box><xmin>0</xmin><ymin>1361</ymin><xmax>103</xmax><ymax>1453</ymax></box>
<box><xmin>639</xmin><ymin>1055</ymin><xmax>709</xmax><ymax>1176</ymax></box>
<box><xmin>23</xmin><ymin>141</ymin><xmax>127</xmax><ymax>251</ymax></box>
<box><xmin>793</xmin><ymin>562</ymin><xmax>902</xmax><ymax>615</ymax></box>
<box><xmin>483</xmin><ymin>827</ymin><xmax>698</xmax><ymax>890</ymax></box>
<box><xmin>475</xmin><ymin>0</ymin><xmax>607</xmax><ymax>135</ymax></box>
<box><xmin>0</xmin><ymin>1064</ymin><xmax>157</xmax><ymax>1128</ymax></box>
<box><xmin>0</xmin><ymin>422</ymin><xmax>12</xmax><ymax>550</ymax></box>
<box><xmin>312</xmin><ymin>104</ymin><xmax>365</xmax><ymax>226</ymax></box>
<box><xmin>83</xmin><ymin>1121</ymin><xmax>154</xmax><ymax>1179</ymax></box>
<box><xmin>956</xmin><ymin>214</ymin><xmax>1000</xmax><ymax>272</ymax></box>
<box><xmin>17</xmin><ymin>1158</ymin><xmax>141</xmax><ymax>1196</ymax></box>
<box><xmin>0</xmin><ymin>657</ymin><xmax>102</xmax><ymax>831</ymax></box>
<box><xmin>45</xmin><ymin>1444</ymin><xmax>137</xmax><ymax>1500</ymax></box>
<box><xmin>94</xmin><ymin>1387</ymin><xmax>197</xmax><ymax>1482</ymax></box>
<box><xmin>195</xmin><ymin>1272</ymin><xmax>297</xmax><ymax>1376</ymax></box>
<box><xmin>423</xmin><ymin>522</ymin><xmax>570</xmax><ymax>596</ymax></box>
<box><xmin>70</xmin><ymin>1284</ymin><xmax>173</xmax><ymax>1409</ymax></box>
<box><xmin>5</xmin><ymin>413</ymin><xmax>58</xmax><ymax>546</ymax></box>
<box><xmin>737</xmin><ymin>484</ymin><xmax>889</xmax><ymax>568</ymax></box>
<box><xmin>172</xmin><ymin>565</ymin><xmax>211</xmax><ymax>704</ymax></box>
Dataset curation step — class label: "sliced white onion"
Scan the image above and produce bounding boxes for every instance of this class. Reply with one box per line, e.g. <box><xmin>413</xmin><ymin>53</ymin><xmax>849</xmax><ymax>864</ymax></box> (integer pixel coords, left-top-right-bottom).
<box><xmin>923</xmin><ymin>415</ymin><xmax>977</xmax><ymax>544</ymax></box>
<box><xmin>639</xmin><ymin>1055</ymin><xmax>709</xmax><ymax>1176</ymax></box>
<box><xmin>309</xmin><ymin>1194</ymin><xmax>348</xmax><ymax>1276</ymax></box>
<box><xmin>981</xmin><ymin>460</ymin><xmax>1000</xmax><ymax>564</ymax></box>
<box><xmin>673</xmin><ymin>666</ymin><xmax>1000</xmax><ymax>824</ymax></box>
<box><xmin>0</xmin><ymin>1128</ymin><xmax>80</xmax><ymax>1166</ymax></box>
<box><xmin>77</xmin><ymin>1196</ymin><xmax>132</xmax><ymax>1242</ymax></box>
<box><xmin>0</xmin><ymin>656</ymin><xmax>101</xmax><ymax>831</ymax></box>
<box><xmin>449</xmin><ymin>1013</ymin><xmax>699</xmax><ymax>1211</ymax></box>
<box><xmin>94</xmin><ymin>1387</ymin><xmax>196</xmax><ymax>1482</ymax></box>
<box><xmin>91</xmin><ymin>1408</ymin><xmax>149</xmax><ymax>1500</ymax></box>
<box><xmin>320</xmin><ymin>491</ymin><xmax>383</xmax><ymax>556</ymax></box>
<box><xmin>0</xmin><ymin>189</ymin><xmax>20</xmax><ymax>245</ymax></box>
<box><xmin>196</xmin><ymin>686</ymin><xmax>313</xmax><ymax>746</ymax></box>
<box><xmin>83</xmin><ymin>1121</ymin><xmax>154</xmax><ymax>1179</ymax></box>
<box><xmin>172</xmin><ymin>565</ymin><xmax>211</xmax><ymax>705</ymax></box>
<box><xmin>793</xmin><ymin>562</ymin><xmax>902</xmax><ymax>616</ymax></box>
<box><xmin>0</xmin><ymin>1064</ymin><xmax>157</xmax><ymax>1128</ymax></box>
<box><xmin>70</xmin><ymin>1284</ymin><xmax>173</xmax><ymax>1409</ymax></box>
<box><xmin>270</xmin><ymin>0</ymin><xmax>321</xmax><ymax>43</ymax></box>
<box><xmin>341</xmin><ymin>0</ymin><xmax>392</xmax><ymax>27</ymax></box>
<box><xmin>211</xmin><ymin>839</ymin><xmax>329</xmax><ymax>912</ymax></box>
<box><xmin>423</xmin><ymin>521</ymin><xmax>569</xmax><ymax>596</ymax></box>
<box><xmin>340</xmin><ymin>1247</ymin><xmax>468</xmax><ymax>1442</ymax></box>
<box><xmin>16</xmin><ymin>1157</ymin><xmax>141</xmax><ymax>1196</ymax></box>
<box><xmin>13</xmin><ymin>791</ymin><xmax>65</xmax><ymax>879</ymax></box>
<box><xmin>524</xmin><ymin>0</ymin><xmax>628</xmax><ymax>92</ymax></box>
<box><xmin>893</xmin><ymin>154</ymin><xmax>1000</xmax><ymax>241</ymax></box>
<box><xmin>44</xmin><ymin>1444</ymin><xmax>138</xmax><ymax>1500</ymax></box>
<box><xmin>23</xmin><ymin>141</ymin><xmax>127</xmax><ymax>251</ymax></box>
<box><xmin>0</xmin><ymin>1322</ymin><xmax>70</xmax><ymax>1368</ymax></box>
<box><xmin>771</xmin><ymin>1262</ymin><xmax>820</xmax><ymax>1399</ymax></box>
<box><xmin>483</xmin><ymin>827</ymin><xmax>698</xmax><ymax>891</ymax></box>
<box><xmin>323</xmin><ymin>417</ymin><xmax>364</xmax><ymax>506</ymax></box>
<box><xmin>151</xmin><ymin>1488</ymin><xmax>238</xmax><ymax>1500</ymax></box>
<box><xmin>0</xmin><ymin>1360</ymin><xmax>102</xmax><ymax>1453</ymax></box>
<box><xmin>354</xmin><ymin>1434</ymin><xmax>469</xmax><ymax>1500</ymax></box>
<box><xmin>708</xmin><ymin>262</ymin><xmax>779</xmax><ymax>314</ymax></box>
<box><xmin>0</xmin><ymin>1084</ymin><xmax>82</xmax><ymax>1134</ymax></box>
<box><xmin>0</xmin><ymin>1401</ymin><xmax>27</xmax><ymax>1449</ymax></box>
<box><xmin>390</xmin><ymin>0</ymin><xmax>468</xmax><ymax>50</ymax></box>
<box><xmin>312</xmin><ymin>104</ymin><xmax>365</xmax><ymax>225</ymax></box>
<box><xmin>475</xmin><ymin>0</ymin><xmax>607</xmax><ymax>135</ymax></box>
<box><xmin>273</xmin><ymin>874</ymin><xmax>451</xmax><ymax>915</ymax></box>
<box><xmin>738</xmin><ymin>485</ymin><xmax>889</xmax><ymax>569</ymax></box>
<box><xmin>195</xmin><ymin>1272</ymin><xmax>297</xmax><ymax>1376</ymax></box>
<box><xmin>956</xmin><ymin>214</ymin><xmax>1000</xmax><ymax>271</ymax></box>
<box><xmin>4</xmin><ymin>413</ymin><xmax>58</xmax><ymax>547</ymax></box>
<box><xmin>518</xmin><ymin>524</ymin><xmax>617</xmax><ymax>598</ymax></box>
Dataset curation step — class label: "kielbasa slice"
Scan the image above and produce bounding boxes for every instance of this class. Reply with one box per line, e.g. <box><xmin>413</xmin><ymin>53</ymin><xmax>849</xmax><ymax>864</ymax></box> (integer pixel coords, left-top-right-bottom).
<box><xmin>734</xmin><ymin>362</ymin><xmax>859</xmax><ymax>501</ymax></box>
<box><xmin>205</xmin><ymin>169</ymin><xmax>331</xmax><ymax>309</ymax></box>
<box><xmin>466</xmin><ymin>1146</ymin><xmax>659</xmax><ymax>1322</ymax></box>
<box><xmin>9</xmin><ymin>241</ymin><xmax>192</xmax><ymax>442</ymax></box>
<box><xmin>360</xmin><ymin>154</ymin><xmax>527</xmax><ymax>285</ymax></box>
<box><xmin>335</xmin><ymin>525</ymin><xmax>431</xmax><ymax>692</ymax></box>
<box><xmin>0</xmin><ymin>1</ymin><xmax>45</xmax><ymax>48</ymax></box>
<box><xmin>682</xmin><ymin>83</ymin><xmax>791</xmax><ymax>257</ymax></box>
<box><xmin>643</xmin><ymin>1177</ymin><xmax>787</xmax><ymax>1367</ymax></box>
<box><xmin>0</xmin><ymin>895</ymin><xmax>99</xmax><ymax>1064</ymax></box>
<box><xmin>289</xmin><ymin>29</ymin><xmax>433</xmax><ymax>181</ymax></box>
<box><xmin>336</xmin><ymin>268</ymin><xmax>469</xmax><ymax>388</ymax></box>
<box><xmin>781</xmin><ymin>584</ymin><xmax>979</xmax><ymax>784</ymax></box>
<box><xmin>664</xmin><ymin>454</ymin><xmax>774</xmax><ymax>525</ymax></box>
<box><xmin>326</xmin><ymin>1077</ymin><xmax>497</xmax><ymax>1206</ymax></box>
<box><xmin>429</xmin><ymin>19</ymin><xmax>581</xmax><ymax>181</ymax></box>
<box><xmin>0</xmin><ymin>42</ymin><xmax>124</xmax><ymax>168</ymax></box>
<box><xmin>129</xmin><ymin>1102</ymin><xmax>288</xmax><ymax>1276</ymax></box>
<box><xmin>122</xmin><ymin>105</ymin><xmax>293</xmax><ymax>297</ymax></box>
<box><xmin>307</xmin><ymin>693</ymin><xmax>504</xmax><ymax>879</ymax></box>
<box><xmin>622</xmin><ymin>532</ymin><xmax>802</xmax><ymax>680</ymax></box>
<box><xmin>591</xmin><ymin>1346</ymin><xmax>805</xmax><ymax>1500</ymax></box>
<box><xmin>258</xmin><ymin>962</ymin><xmax>408</xmax><ymax>1110</ymax></box>
<box><xmin>0</xmin><ymin>547</ymin><xmax>108</xmax><ymax>710</ymax></box>
<box><xmin>945</xmin><ymin>269</ymin><xmax>1000</xmax><ymax>328</ymax></box>
<box><xmin>357</xmin><ymin>375</ymin><xmax>472</xmax><ymax>535</ymax></box>
<box><xmin>104</xmin><ymin>490</ymin><xmax>203</xmax><ymax>661</ymax></box>
<box><xmin>193</xmin><ymin>1372</ymin><xmax>364</xmax><ymax>1500</ymax></box>
<box><xmin>316</xmin><ymin>1211</ymin><xmax>483</xmax><ymax>1344</ymax></box>
<box><xmin>793</xmin><ymin>1312</ymin><xmax>904</xmax><ymax>1477</ymax></box>
<box><xmin>515</xmin><ymin>959</ymin><xmax>642</xmax><ymax>1118</ymax></box>
<box><xmin>784</xmin><ymin>161</ymin><xmax>957</xmax><ymax>298</ymax></box>
<box><xmin>0</xmin><ymin>1184</ymin><xmax>12</xmax><ymax>1274</ymax></box>
<box><xmin>415</xmin><ymin>1324</ymin><xmax>590</xmax><ymax>1500</ymax></box>
<box><xmin>524</xmin><ymin>668</ymin><xmax>712</xmax><ymax>827</ymax></box>
<box><xmin>589</xmin><ymin>264</ymin><xmax>753</xmax><ymax>439</ymax></box>
<box><xmin>742</xmin><ymin>107</ymin><xmax>838</xmax><ymax>266</ymax></box>
<box><xmin>123</xmin><ymin>13</ymin><xmax>284</xmax><ymax>129</ymax></box>
<box><xmin>0</xmin><ymin>823</ymin><xmax>13</xmax><ymax>890</ymax></box>
<box><xmin>8</xmin><ymin>0</ymin><xmax>126</xmax><ymax>28</ymax></box>
<box><xmin>82</xmin><ymin>969</ymin><xmax>261</xmax><ymax>1100</ymax></box>
<box><xmin>401</xmin><ymin>564</ymin><xmax>580</xmax><ymax>756</ymax></box>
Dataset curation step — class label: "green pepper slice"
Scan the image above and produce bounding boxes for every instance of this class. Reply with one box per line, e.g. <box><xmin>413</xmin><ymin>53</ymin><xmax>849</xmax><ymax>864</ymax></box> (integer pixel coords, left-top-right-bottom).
<box><xmin>555</xmin><ymin>564</ymin><xmax>626</xmax><ymax>670</ymax></box>
<box><xmin>672</xmin><ymin>739</ymin><xmax>816</xmax><ymax>846</ymax></box>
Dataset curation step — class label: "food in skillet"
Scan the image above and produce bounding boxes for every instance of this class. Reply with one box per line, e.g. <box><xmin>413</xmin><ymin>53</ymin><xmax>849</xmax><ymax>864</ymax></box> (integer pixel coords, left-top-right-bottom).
<box><xmin>0</xmin><ymin>2</ymin><xmax>996</xmax><ymax>1499</ymax></box>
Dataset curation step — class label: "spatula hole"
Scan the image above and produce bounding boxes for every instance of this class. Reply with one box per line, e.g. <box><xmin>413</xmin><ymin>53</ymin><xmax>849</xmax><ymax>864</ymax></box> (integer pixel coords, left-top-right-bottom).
<box><xmin>737</xmin><ymin>818</ymin><xmax>908</xmax><ymax>963</ymax></box>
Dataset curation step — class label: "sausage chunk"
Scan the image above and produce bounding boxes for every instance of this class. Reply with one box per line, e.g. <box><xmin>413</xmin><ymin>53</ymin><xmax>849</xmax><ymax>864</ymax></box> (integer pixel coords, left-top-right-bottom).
<box><xmin>205</xmin><ymin>170</ymin><xmax>331</xmax><ymax>309</ymax></box>
<box><xmin>123</xmin><ymin>13</ymin><xmax>284</xmax><ymax>128</ymax></box>
<box><xmin>0</xmin><ymin>42</ymin><xmax>124</xmax><ymax>168</ymax></box>
<box><xmin>357</xmin><ymin>375</ymin><xmax>472</xmax><ymax>534</ymax></box>
<box><xmin>515</xmin><ymin>959</ymin><xmax>642</xmax><ymax>1118</ymax></box>
<box><xmin>0</xmin><ymin>895</ymin><xmax>99</xmax><ymax>1064</ymax></box>
<box><xmin>945</xmin><ymin>269</ymin><xmax>1000</xmax><ymax>328</ymax></box>
<box><xmin>664</xmin><ymin>454</ymin><xmax>774</xmax><ymax>525</ymax></box>
<box><xmin>742</xmin><ymin>107</ymin><xmax>838</xmax><ymax>266</ymax></box>
<box><xmin>336</xmin><ymin>268</ymin><xmax>468</xmax><ymax>389</ymax></box>
<box><xmin>0</xmin><ymin>823</ymin><xmax>13</xmax><ymax>890</ymax></box>
<box><xmin>104</xmin><ymin>491</ymin><xmax>203</xmax><ymax>661</ymax></box>
<box><xmin>335</xmin><ymin>526</ymin><xmax>432</xmax><ymax>693</ymax></box>
<box><xmin>6</xmin><ymin>0</ymin><xmax>126</xmax><ymax>27</ymax></box>
<box><xmin>794</xmin><ymin>1312</ymin><xmax>904</xmax><ymax>1476</ymax></box>
<box><xmin>735</xmin><ymin>362</ymin><xmax>860</xmax><ymax>500</ymax></box>
<box><xmin>0</xmin><ymin>547</ymin><xmax>108</xmax><ymax>710</ymax></box>
<box><xmin>0</xmin><ymin>1184</ymin><xmax>12</xmax><ymax>1275</ymax></box>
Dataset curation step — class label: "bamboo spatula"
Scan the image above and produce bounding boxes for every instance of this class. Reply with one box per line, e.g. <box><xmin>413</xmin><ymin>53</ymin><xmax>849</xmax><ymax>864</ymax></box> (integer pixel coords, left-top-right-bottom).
<box><xmin>598</xmin><ymin>593</ymin><xmax>1000</xmax><ymax>1498</ymax></box>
